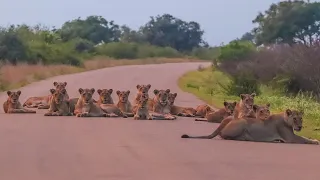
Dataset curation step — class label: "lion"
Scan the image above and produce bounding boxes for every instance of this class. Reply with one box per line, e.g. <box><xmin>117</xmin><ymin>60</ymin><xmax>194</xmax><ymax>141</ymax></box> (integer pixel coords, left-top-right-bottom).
<box><xmin>44</xmin><ymin>89</ymin><xmax>72</xmax><ymax>116</ymax></box>
<box><xmin>74</xmin><ymin>88</ymin><xmax>108</xmax><ymax>117</ymax></box>
<box><xmin>133</xmin><ymin>84</ymin><xmax>151</xmax><ymax>104</ymax></box>
<box><xmin>3</xmin><ymin>90</ymin><xmax>36</xmax><ymax>113</ymax></box>
<box><xmin>167</xmin><ymin>93</ymin><xmax>197</xmax><ymax>117</ymax></box>
<box><xmin>150</xmin><ymin>89</ymin><xmax>176</xmax><ymax>120</ymax></box>
<box><xmin>194</xmin><ymin>104</ymin><xmax>215</xmax><ymax>118</ymax></box>
<box><xmin>234</xmin><ymin>93</ymin><xmax>256</xmax><ymax>119</ymax></box>
<box><xmin>116</xmin><ymin>90</ymin><xmax>134</xmax><ymax>117</ymax></box>
<box><xmin>23</xmin><ymin>81</ymin><xmax>69</xmax><ymax>109</ymax></box>
<box><xmin>132</xmin><ymin>93</ymin><xmax>153</xmax><ymax>120</ymax></box>
<box><xmin>181</xmin><ymin>108</ymin><xmax>319</xmax><ymax>145</ymax></box>
<box><xmin>252</xmin><ymin>103</ymin><xmax>271</xmax><ymax>121</ymax></box>
<box><xmin>96</xmin><ymin>89</ymin><xmax>127</xmax><ymax>118</ymax></box>
<box><xmin>195</xmin><ymin>101</ymin><xmax>237</xmax><ymax>123</ymax></box>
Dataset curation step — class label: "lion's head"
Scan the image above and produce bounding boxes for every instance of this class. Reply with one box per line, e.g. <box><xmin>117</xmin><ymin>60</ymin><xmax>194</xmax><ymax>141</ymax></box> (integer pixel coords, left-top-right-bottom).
<box><xmin>223</xmin><ymin>101</ymin><xmax>237</xmax><ymax>115</ymax></box>
<box><xmin>78</xmin><ymin>88</ymin><xmax>95</xmax><ymax>103</ymax></box>
<box><xmin>53</xmin><ymin>81</ymin><xmax>67</xmax><ymax>91</ymax></box>
<box><xmin>50</xmin><ymin>89</ymin><xmax>67</xmax><ymax>105</ymax></box>
<box><xmin>253</xmin><ymin>103</ymin><xmax>271</xmax><ymax>120</ymax></box>
<box><xmin>97</xmin><ymin>89</ymin><xmax>113</xmax><ymax>104</ymax></box>
<box><xmin>168</xmin><ymin>93</ymin><xmax>177</xmax><ymax>105</ymax></box>
<box><xmin>137</xmin><ymin>93</ymin><xmax>149</xmax><ymax>109</ymax></box>
<box><xmin>284</xmin><ymin>109</ymin><xmax>304</xmax><ymax>132</ymax></box>
<box><xmin>153</xmin><ymin>89</ymin><xmax>170</xmax><ymax>105</ymax></box>
<box><xmin>116</xmin><ymin>90</ymin><xmax>130</xmax><ymax>103</ymax></box>
<box><xmin>240</xmin><ymin>93</ymin><xmax>256</xmax><ymax>109</ymax></box>
<box><xmin>136</xmin><ymin>84</ymin><xmax>151</xmax><ymax>94</ymax></box>
<box><xmin>7</xmin><ymin>90</ymin><xmax>21</xmax><ymax>104</ymax></box>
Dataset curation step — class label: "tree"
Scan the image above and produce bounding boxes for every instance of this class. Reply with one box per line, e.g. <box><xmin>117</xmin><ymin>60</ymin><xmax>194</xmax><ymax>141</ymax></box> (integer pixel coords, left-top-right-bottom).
<box><xmin>119</xmin><ymin>25</ymin><xmax>145</xmax><ymax>43</ymax></box>
<box><xmin>240</xmin><ymin>32</ymin><xmax>255</xmax><ymax>43</ymax></box>
<box><xmin>58</xmin><ymin>15</ymin><xmax>121</xmax><ymax>44</ymax></box>
<box><xmin>140</xmin><ymin>14</ymin><xmax>206</xmax><ymax>51</ymax></box>
<box><xmin>252</xmin><ymin>1</ymin><xmax>320</xmax><ymax>46</ymax></box>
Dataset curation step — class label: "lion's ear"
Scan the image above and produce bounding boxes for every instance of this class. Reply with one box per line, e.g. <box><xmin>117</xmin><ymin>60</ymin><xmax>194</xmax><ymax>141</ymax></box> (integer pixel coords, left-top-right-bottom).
<box><xmin>63</xmin><ymin>82</ymin><xmax>67</xmax><ymax>86</ymax></box>
<box><xmin>251</xmin><ymin>93</ymin><xmax>256</xmax><ymax>97</ymax></box>
<box><xmin>136</xmin><ymin>85</ymin><xmax>141</xmax><ymax>89</ymax></box>
<box><xmin>147</xmin><ymin>84</ymin><xmax>151</xmax><ymax>89</ymax></box>
<box><xmin>165</xmin><ymin>89</ymin><xmax>170</xmax><ymax>93</ymax></box>
<box><xmin>253</xmin><ymin>105</ymin><xmax>259</xmax><ymax>112</ymax></box>
<box><xmin>223</xmin><ymin>101</ymin><xmax>228</xmax><ymax>107</ymax></box>
<box><xmin>286</xmin><ymin>109</ymin><xmax>292</xmax><ymax>116</ymax></box>
<box><xmin>97</xmin><ymin>89</ymin><xmax>102</xmax><ymax>95</ymax></box>
<box><xmin>53</xmin><ymin>82</ymin><xmax>58</xmax><ymax>87</ymax></box>
<box><xmin>90</xmin><ymin>88</ymin><xmax>95</xmax><ymax>94</ymax></box>
<box><xmin>16</xmin><ymin>90</ymin><xmax>21</xmax><ymax>96</ymax></box>
<box><xmin>78</xmin><ymin>88</ymin><xmax>84</xmax><ymax>94</ymax></box>
<box><xmin>240</xmin><ymin>94</ymin><xmax>246</xmax><ymax>100</ymax></box>
<box><xmin>126</xmin><ymin>90</ymin><xmax>130</xmax><ymax>95</ymax></box>
<box><xmin>108</xmin><ymin>89</ymin><xmax>113</xmax><ymax>94</ymax></box>
<box><xmin>173</xmin><ymin>93</ymin><xmax>177</xmax><ymax>98</ymax></box>
<box><xmin>153</xmin><ymin>89</ymin><xmax>159</xmax><ymax>95</ymax></box>
<box><xmin>6</xmin><ymin>91</ymin><xmax>12</xmax><ymax>96</ymax></box>
<box><xmin>116</xmin><ymin>90</ymin><xmax>121</xmax><ymax>95</ymax></box>
<box><xmin>233</xmin><ymin>101</ymin><xmax>237</xmax><ymax>106</ymax></box>
<box><xmin>50</xmin><ymin>89</ymin><xmax>56</xmax><ymax>94</ymax></box>
<box><xmin>266</xmin><ymin>103</ymin><xmax>270</xmax><ymax>108</ymax></box>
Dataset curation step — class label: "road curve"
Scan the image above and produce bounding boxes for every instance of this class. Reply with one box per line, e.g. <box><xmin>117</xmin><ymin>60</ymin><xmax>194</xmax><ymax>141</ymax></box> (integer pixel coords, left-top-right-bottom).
<box><xmin>0</xmin><ymin>62</ymin><xmax>318</xmax><ymax>180</ymax></box>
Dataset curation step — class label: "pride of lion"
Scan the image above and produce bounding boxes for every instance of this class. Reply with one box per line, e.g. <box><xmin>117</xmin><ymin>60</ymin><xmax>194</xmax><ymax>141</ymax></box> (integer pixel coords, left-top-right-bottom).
<box><xmin>2</xmin><ymin>82</ymin><xmax>319</xmax><ymax>145</ymax></box>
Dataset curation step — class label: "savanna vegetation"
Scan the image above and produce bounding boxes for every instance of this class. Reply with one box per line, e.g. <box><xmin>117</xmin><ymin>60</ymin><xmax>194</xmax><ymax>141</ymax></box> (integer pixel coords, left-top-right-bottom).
<box><xmin>179</xmin><ymin>0</ymin><xmax>320</xmax><ymax>139</ymax></box>
<box><xmin>0</xmin><ymin>14</ymin><xmax>218</xmax><ymax>90</ymax></box>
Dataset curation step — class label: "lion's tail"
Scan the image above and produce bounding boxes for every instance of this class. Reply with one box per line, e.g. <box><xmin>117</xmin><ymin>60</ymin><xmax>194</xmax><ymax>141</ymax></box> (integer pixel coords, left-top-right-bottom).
<box><xmin>181</xmin><ymin>117</ymin><xmax>233</xmax><ymax>139</ymax></box>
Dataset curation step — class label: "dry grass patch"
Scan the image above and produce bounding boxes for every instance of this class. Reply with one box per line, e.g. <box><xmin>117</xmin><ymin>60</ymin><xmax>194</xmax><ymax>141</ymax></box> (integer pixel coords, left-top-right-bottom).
<box><xmin>0</xmin><ymin>57</ymin><xmax>203</xmax><ymax>91</ymax></box>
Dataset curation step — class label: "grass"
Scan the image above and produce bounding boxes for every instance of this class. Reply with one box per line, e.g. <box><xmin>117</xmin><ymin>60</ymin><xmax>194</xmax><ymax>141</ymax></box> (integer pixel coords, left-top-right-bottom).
<box><xmin>178</xmin><ymin>67</ymin><xmax>320</xmax><ymax>139</ymax></box>
<box><xmin>0</xmin><ymin>56</ymin><xmax>204</xmax><ymax>91</ymax></box>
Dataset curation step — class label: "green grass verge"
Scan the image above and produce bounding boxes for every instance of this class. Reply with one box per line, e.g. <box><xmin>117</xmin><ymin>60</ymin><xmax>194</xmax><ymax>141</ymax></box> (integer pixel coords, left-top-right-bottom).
<box><xmin>178</xmin><ymin>67</ymin><xmax>320</xmax><ymax>139</ymax></box>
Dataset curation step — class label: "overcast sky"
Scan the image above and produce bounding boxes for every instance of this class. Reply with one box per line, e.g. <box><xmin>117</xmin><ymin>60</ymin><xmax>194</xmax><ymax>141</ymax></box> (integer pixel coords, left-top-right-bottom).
<box><xmin>0</xmin><ymin>0</ymin><xmax>312</xmax><ymax>46</ymax></box>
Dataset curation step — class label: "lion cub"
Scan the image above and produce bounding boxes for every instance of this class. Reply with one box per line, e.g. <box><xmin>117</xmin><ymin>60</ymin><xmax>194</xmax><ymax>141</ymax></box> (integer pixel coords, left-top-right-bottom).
<box><xmin>133</xmin><ymin>84</ymin><xmax>151</xmax><ymax>104</ymax></box>
<box><xmin>194</xmin><ymin>104</ymin><xmax>215</xmax><ymax>118</ymax></box>
<box><xmin>234</xmin><ymin>93</ymin><xmax>256</xmax><ymax>119</ymax></box>
<box><xmin>133</xmin><ymin>93</ymin><xmax>153</xmax><ymax>120</ymax></box>
<box><xmin>74</xmin><ymin>88</ymin><xmax>108</xmax><ymax>117</ymax></box>
<box><xmin>44</xmin><ymin>89</ymin><xmax>72</xmax><ymax>116</ymax></box>
<box><xmin>3</xmin><ymin>90</ymin><xmax>36</xmax><ymax>113</ymax></box>
<box><xmin>195</xmin><ymin>101</ymin><xmax>237</xmax><ymax>123</ymax></box>
<box><xmin>251</xmin><ymin>103</ymin><xmax>271</xmax><ymax>121</ymax></box>
<box><xmin>168</xmin><ymin>93</ymin><xmax>197</xmax><ymax>117</ymax></box>
<box><xmin>116</xmin><ymin>90</ymin><xmax>134</xmax><ymax>117</ymax></box>
<box><xmin>97</xmin><ymin>89</ymin><xmax>127</xmax><ymax>118</ymax></box>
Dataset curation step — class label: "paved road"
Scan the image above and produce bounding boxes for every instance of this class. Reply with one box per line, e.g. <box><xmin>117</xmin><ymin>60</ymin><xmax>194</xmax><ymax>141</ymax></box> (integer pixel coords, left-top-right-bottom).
<box><xmin>0</xmin><ymin>62</ymin><xmax>318</xmax><ymax>180</ymax></box>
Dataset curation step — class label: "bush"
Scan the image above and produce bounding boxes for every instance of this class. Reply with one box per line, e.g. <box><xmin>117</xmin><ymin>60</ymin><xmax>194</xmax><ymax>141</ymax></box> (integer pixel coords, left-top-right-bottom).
<box><xmin>218</xmin><ymin>40</ymin><xmax>256</xmax><ymax>62</ymax></box>
<box><xmin>220</xmin><ymin>73</ymin><xmax>261</xmax><ymax>96</ymax></box>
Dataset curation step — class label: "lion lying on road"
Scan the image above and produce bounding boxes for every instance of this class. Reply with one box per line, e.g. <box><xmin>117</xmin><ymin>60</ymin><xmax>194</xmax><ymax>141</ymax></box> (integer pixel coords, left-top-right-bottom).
<box><xmin>44</xmin><ymin>89</ymin><xmax>72</xmax><ymax>116</ymax></box>
<box><xmin>23</xmin><ymin>81</ymin><xmax>69</xmax><ymax>109</ymax></box>
<box><xmin>167</xmin><ymin>93</ymin><xmax>197</xmax><ymax>117</ymax></box>
<box><xmin>3</xmin><ymin>90</ymin><xmax>36</xmax><ymax>114</ymax></box>
<box><xmin>97</xmin><ymin>89</ymin><xmax>127</xmax><ymax>118</ymax></box>
<box><xmin>116</xmin><ymin>90</ymin><xmax>135</xmax><ymax>117</ymax></box>
<box><xmin>195</xmin><ymin>101</ymin><xmax>236</xmax><ymax>123</ymax></box>
<box><xmin>150</xmin><ymin>89</ymin><xmax>176</xmax><ymax>120</ymax></box>
<box><xmin>181</xmin><ymin>108</ymin><xmax>319</xmax><ymax>145</ymax></box>
<box><xmin>132</xmin><ymin>93</ymin><xmax>153</xmax><ymax>120</ymax></box>
<box><xmin>74</xmin><ymin>88</ymin><xmax>108</xmax><ymax>117</ymax></box>
<box><xmin>194</xmin><ymin>104</ymin><xmax>215</xmax><ymax>118</ymax></box>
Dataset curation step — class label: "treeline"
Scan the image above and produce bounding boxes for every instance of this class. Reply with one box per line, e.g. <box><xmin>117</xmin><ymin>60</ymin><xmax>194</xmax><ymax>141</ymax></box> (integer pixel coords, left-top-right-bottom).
<box><xmin>0</xmin><ymin>14</ymin><xmax>219</xmax><ymax>66</ymax></box>
<box><xmin>214</xmin><ymin>0</ymin><xmax>320</xmax><ymax>99</ymax></box>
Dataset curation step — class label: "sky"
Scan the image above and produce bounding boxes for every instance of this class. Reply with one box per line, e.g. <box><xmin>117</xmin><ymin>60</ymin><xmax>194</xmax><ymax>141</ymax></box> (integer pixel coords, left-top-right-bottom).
<box><xmin>0</xmin><ymin>0</ymin><xmax>302</xmax><ymax>46</ymax></box>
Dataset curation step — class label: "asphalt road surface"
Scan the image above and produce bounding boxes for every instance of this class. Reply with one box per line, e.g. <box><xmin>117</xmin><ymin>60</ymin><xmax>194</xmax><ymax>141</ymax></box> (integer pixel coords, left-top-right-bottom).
<box><xmin>0</xmin><ymin>62</ymin><xmax>319</xmax><ymax>180</ymax></box>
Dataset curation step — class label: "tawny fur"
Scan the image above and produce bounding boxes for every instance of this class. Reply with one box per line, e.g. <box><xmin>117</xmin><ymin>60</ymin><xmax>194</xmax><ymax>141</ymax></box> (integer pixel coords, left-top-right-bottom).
<box><xmin>116</xmin><ymin>90</ymin><xmax>134</xmax><ymax>117</ymax></box>
<box><xmin>44</xmin><ymin>89</ymin><xmax>72</xmax><ymax>116</ymax></box>
<box><xmin>167</xmin><ymin>93</ymin><xmax>197</xmax><ymax>117</ymax></box>
<box><xmin>3</xmin><ymin>90</ymin><xmax>36</xmax><ymax>114</ymax></box>
<box><xmin>195</xmin><ymin>101</ymin><xmax>237</xmax><ymax>123</ymax></box>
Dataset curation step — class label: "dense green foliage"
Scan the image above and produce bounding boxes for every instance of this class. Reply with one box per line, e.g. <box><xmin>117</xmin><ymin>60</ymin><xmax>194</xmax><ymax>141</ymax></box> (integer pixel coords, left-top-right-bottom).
<box><xmin>0</xmin><ymin>14</ymin><xmax>217</xmax><ymax>66</ymax></box>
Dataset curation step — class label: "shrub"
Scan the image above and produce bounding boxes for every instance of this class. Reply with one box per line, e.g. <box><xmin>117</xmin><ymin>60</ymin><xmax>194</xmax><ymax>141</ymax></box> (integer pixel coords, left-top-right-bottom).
<box><xmin>218</xmin><ymin>40</ymin><xmax>256</xmax><ymax>62</ymax></box>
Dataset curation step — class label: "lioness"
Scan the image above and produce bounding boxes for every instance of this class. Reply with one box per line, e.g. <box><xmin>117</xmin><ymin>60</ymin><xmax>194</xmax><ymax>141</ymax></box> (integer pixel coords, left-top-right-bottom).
<box><xmin>44</xmin><ymin>89</ymin><xmax>72</xmax><ymax>116</ymax></box>
<box><xmin>181</xmin><ymin>109</ymin><xmax>319</xmax><ymax>145</ymax></box>
<box><xmin>133</xmin><ymin>84</ymin><xmax>151</xmax><ymax>104</ymax></box>
<box><xmin>23</xmin><ymin>81</ymin><xmax>69</xmax><ymax>109</ymax></box>
<box><xmin>195</xmin><ymin>104</ymin><xmax>215</xmax><ymax>118</ymax></box>
<box><xmin>151</xmin><ymin>89</ymin><xmax>176</xmax><ymax>120</ymax></box>
<box><xmin>97</xmin><ymin>89</ymin><xmax>127</xmax><ymax>118</ymax></box>
<box><xmin>74</xmin><ymin>88</ymin><xmax>108</xmax><ymax>117</ymax></box>
<box><xmin>132</xmin><ymin>93</ymin><xmax>153</xmax><ymax>120</ymax></box>
<box><xmin>252</xmin><ymin>103</ymin><xmax>271</xmax><ymax>121</ymax></box>
<box><xmin>116</xmin><ymin>90</ymin><xmax>134</xmax><ymax>117</ymax></box>
<box><xmin>3</xmin><ymin>90</ymin><xmax>36</xmax><ymax>113</ymax></box>
<box><xmin>234</xmin><ymin>93</ymin><xmax>256</xmax><ymax>119</ymax></box>
<box><xmin>195</xmin><ymin>101</ymin><xmax>236</xmax><ymax>123</ymax></box>
<box><xmin>168</xmin><ymin>93</ymin><xmax>197</xmax><ymax>117</ymax></box>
